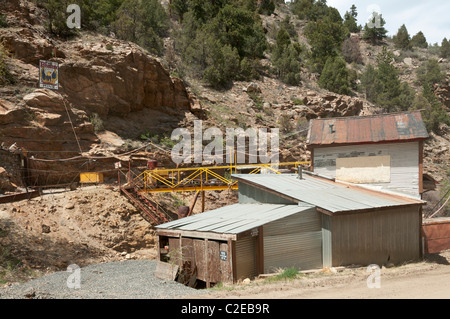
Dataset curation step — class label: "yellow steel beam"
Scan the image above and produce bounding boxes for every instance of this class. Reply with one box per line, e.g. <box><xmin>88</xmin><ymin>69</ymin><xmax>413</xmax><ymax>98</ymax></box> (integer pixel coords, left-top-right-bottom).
<box><xmin>134</xmin><ymin>161</ymin><xmax>310</xmax><ymax>194</ymax></box>
<box><xmin>138</xmin><ymin>184</ymin><xmax>238</xmax><ymax>193</ymax></box>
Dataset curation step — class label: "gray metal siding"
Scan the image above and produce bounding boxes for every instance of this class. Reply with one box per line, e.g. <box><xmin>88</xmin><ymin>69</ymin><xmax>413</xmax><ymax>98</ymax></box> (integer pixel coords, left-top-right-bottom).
<box><xmin>235</xmin><ymin>236</ymin><xmax>257</xmax><ymax>280</ymax></box>
<box><xmin>321</xmin><ymin>214</ymin><xmax>332</xmax><ymax>268</ymax></box>
<box><xmin>313</xmin><ymin>142</ymin><xmax>420</xmax><ymax>198</ymax></box>
<box><xmin>238</xmin><ymin>183</ymin><xmax>297</xmax><ymax>205</ymax></box>
<box><xmin>331</xmin><ymin>206</ymin><xmax>421</xmax><ymax>266</ymax></box>
<box><xmin>263</xmin><ymin>207</ymin><xmax>322</xmax><ymax>272</ymax></box>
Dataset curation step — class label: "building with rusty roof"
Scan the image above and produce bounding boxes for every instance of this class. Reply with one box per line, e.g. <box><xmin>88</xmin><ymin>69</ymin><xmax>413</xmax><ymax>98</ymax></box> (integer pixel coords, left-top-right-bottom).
<box><xmin>307</xmin><ymin>111</ymin><xmax>429</xmax><ymax>199</ymax></box>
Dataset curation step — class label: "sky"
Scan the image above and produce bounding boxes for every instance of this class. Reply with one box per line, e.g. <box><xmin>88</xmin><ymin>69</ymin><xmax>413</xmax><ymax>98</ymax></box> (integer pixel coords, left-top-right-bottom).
<box><xmin>325</xmin><ymin>0</ymin><xmax>450</xmax><ymax>45</ymax></box>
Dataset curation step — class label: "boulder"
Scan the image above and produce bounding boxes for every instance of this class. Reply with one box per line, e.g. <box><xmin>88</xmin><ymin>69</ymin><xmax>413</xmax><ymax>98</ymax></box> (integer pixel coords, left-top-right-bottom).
<box><xmin>23</xmin><ymin>89</ymin><xmax>65</xmax><ymax>112</ymax></box>
<box><xmin>246</xmin><ymin>82</ymin><xmax>262</xmax><ymax>93</ymax></box>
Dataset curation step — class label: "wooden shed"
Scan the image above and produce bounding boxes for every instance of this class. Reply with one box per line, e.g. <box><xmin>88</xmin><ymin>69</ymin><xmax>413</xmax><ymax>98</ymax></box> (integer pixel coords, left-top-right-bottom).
<box><xmin>155</xmin><ymin>203</ymin><xmax>320</xmax><ymax>287</ymax></box>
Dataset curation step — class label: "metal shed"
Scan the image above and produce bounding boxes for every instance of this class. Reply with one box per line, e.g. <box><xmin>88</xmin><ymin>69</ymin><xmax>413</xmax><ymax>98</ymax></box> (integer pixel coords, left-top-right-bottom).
<box><xmin>155</xmin><ymin>202</ymin><xmax>321</xmax><ymax>286</ymax></box>
<box><xmin>233</xmin><ymin>173</ymin><xmax>425</xmax><ymax>267</ymax></box>
<box><xmin>156</xmin><ymin>173</ymin><xmax>425</xmax><ymax>287</ymax></box>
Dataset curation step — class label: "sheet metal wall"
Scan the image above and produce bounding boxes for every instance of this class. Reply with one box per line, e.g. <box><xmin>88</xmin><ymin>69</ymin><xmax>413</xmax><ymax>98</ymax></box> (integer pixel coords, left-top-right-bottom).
<box><xmin>331</xmin><ymin>206</ymin><xmax>421</xmax><ymax>266</ymax></box>
<box><xmin>321</xmin><ymin>214</ymin><xmax>332</xmax><ymax>268</ymax></box>
<box><xmin>313</xmin><ymin>142</ymin><xmax>420</xmax><ymax>198</ymax></box>
<box><xmin>263</xmin><ymin>207</ymin><xmax>322</xmax><ymax>272</ymax></box>
<box><xmin>235</xmin><ymin>236</ymin><xmax>257</xmax><ymax>280</ymax></box>
<box><xmin>238</xmin><ymin>182</ymin><xmax>297</xmax><ymax>204</ymax></box>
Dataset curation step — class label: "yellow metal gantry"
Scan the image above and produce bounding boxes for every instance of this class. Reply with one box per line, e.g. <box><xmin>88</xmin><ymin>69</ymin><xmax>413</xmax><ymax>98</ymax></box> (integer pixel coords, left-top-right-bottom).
<box><xmin>132</xmin><ymin>161</ymin><xmax>310</xmax><ymax>193</ymax></box>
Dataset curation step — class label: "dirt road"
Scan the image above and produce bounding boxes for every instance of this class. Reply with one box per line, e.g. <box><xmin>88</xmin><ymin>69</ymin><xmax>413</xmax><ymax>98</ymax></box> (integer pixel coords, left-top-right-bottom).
<box><xmin>192</xmin><ymin>251</ymin><xmax>450</xmax><ymax>299</ymax></box>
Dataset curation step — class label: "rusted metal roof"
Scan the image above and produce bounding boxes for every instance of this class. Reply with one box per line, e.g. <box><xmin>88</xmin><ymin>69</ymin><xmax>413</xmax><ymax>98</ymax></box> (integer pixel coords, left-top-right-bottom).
<box><xmin>306</xmin><ymin>111</ymin><xmax>429</xmax><ymax>147</ymax></box>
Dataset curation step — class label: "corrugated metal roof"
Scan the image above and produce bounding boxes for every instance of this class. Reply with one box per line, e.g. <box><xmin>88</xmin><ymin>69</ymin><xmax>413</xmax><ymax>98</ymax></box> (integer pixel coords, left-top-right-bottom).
<box><xmin>232</xmin><ymin>174</ymin><xmax>424</xmax><ymax>213</ymax></box>
<box><xmin>307</xmin><ymin>111</ymin><xmax>429</xmax><ymax>146</ymax></box>
<box><xmin>156</xmin><ymin>203</ymin><xmax>315</xmax><ymax>234</ymax></box>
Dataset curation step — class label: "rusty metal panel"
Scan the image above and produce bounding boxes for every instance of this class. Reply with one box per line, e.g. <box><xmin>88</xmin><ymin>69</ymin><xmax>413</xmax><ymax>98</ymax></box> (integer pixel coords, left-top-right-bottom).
<box><xmin>331</xmin><ymin>206</ymin><xmax>421</xmax><ymax>266</ymax></box>
<box><xmin>307</xmin><ymin>111</ymin><xmax>428</xmax><ymax>146</ymax></box>
<box><xmin>422</xmin><ymin>218</ymin><xmax>450</xmax><ymax>254</ymax></box>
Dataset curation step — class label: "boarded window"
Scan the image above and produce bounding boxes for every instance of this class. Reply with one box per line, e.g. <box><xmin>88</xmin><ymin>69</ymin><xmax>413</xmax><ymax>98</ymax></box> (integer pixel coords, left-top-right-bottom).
<box><xmin>336</xmin><ymin>155</ymin><xmax>391</xmax><ymax>183</ymax></box>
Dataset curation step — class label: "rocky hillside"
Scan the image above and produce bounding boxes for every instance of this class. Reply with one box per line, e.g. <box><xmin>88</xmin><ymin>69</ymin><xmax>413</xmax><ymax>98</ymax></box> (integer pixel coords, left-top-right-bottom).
<box><xmin>0</xmin><ymin>0</ymin><xmax>449</xmax><ymax>283</ymax></box>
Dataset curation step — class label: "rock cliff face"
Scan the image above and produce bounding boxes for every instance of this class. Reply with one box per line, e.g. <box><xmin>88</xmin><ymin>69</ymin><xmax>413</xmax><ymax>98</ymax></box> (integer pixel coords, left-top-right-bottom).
<box><xmin>0</xmin><ymin>24</ymin><xmax>193</xmax><ymax>162</ymax></box>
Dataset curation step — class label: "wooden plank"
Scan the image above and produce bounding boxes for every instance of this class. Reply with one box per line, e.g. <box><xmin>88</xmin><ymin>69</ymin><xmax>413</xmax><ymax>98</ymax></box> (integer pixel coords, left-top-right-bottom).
<box><xmin>155</xmin><ymin>229</ymin><xmax>235</xmax><ymax>241</ymax></box>
<box><xmin>154</xmin><ymin>261</ymin><xmax>179</xmax><ymax>281</ymax></box>
<box><xmin>336</xmin><ymin>155</ymin><xmax>391</xmax><ymax>183</ymax></box>
<box><xmin>168</xmin><ymin>237</ymin><xmax>181</xmax><ymax>267</ymax></box>
<box><xmin>181</xmin><ymin>237</ymin><xmax>195</xmax><ymax>264</ymax></box>
<box><xmin>205</xmin><ymin>239</ymin><xmax>210</xmax><ymax>288</ymax></box>
<box><xmin>193</xmin><ymin>239</ymin><xmax>206</xmax><ymax>281</ymax></box>
<box><xmin>156</xmin><ymin>235</ymin><xmax>161</xmax><ymax>261</ymax></box>
<box><xmin>220</xmin><ymin>242</ymin><xmax>231</xmax><ymax>283</ymax></box>
<box><xmin>208</xmin><ymin>240</ymin><xmax>221</xmax><ymax>284</ymax></box>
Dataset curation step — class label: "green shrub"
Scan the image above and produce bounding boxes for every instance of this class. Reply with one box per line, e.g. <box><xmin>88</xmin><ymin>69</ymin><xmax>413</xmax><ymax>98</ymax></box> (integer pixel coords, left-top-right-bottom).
<box><xmin>90</xmin><ymin>113</ymin><xmax>104</xmax><ymax>133</ymax></box>
<box><xmin>0</xmin><ymin>44</ymin><xmax>15</xmax><ymax>85</ymax></box>
<box><xmin>318</xmin><ymin>56</ymin><xmax>350</xmax><ymax>95</ymax></box>
<box><xmin>416</xmin><ymin>59</ymin><xmax>445</xmax><ymax>87</ymax></box>
<box><xmin>393</xmin><ymin>24</ymin><xmax>412</xmax><ymax>50</ymax></box>
<box><xmin>440</xmin><ymin>38</ymin><xmax>450</xmax><ymax>59</ymax></box>
<box><xmin>113</xmin><ymin>0</ymin><xmax>169</xmax><ymax>56</ymax></box>
<box><xmin>0</xmin><ymin>13</ymin><xmax>8</xmax><ymax>28</ymax></box>
<box><xmin>411</xmin><ymin>31</ymin><xmax>428</xmax><ymax>48</ymax></box>
<box><xmin>304</xmin><ymin>16</ymin><xmax>348</xmax><ymax>73</ymax></box>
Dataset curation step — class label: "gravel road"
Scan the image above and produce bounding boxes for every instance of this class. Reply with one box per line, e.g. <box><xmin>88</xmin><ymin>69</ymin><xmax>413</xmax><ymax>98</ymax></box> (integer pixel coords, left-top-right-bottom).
<box><xmin>0</xmin><ymin>260</ymin><xmax>205</xmax><ymax>299</ymax></box>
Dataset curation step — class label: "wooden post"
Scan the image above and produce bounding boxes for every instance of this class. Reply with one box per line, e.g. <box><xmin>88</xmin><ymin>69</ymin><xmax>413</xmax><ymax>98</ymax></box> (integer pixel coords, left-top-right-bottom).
<box><xmin>201</xmin><ymin>190</ymin><xmax>205</xmax><ymax>212</ymax></box>
<box><xmin>205</xmin><ymin>239</ymin><xmax>210</xmax><ymax>288</ymax></box>
<box><xmin>156</xmin><ymin>235</ymin><xmax>161</xmax><ymax>261</ymax></box>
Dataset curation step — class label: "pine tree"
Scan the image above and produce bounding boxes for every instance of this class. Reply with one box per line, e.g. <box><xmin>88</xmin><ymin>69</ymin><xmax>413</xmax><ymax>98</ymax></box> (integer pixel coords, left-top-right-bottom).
<box><xmin>419</xmin><ymin>83</ymin><xmax>450</xmax><ymax>132</ymax></box>
<box><xmin>362</xmin><ymin>12</ymin><xmax>387</xmax><ymax>44</ymax></box>
<box><xmin>441</xmin><ymin>38</ymin><xmax>450</xmax><ymax>58</ymax></box>
<box><xmin>304</xmin><ymin>16</ymin><xmax>348</xmax><ymax>73</ymax></box>
<box><xmin>411</xmin><ymin>31</ymin><xmax>428</xmax><ymax>48</ymax></box>
<box><xmin>361</xmin><ymin>47</ymin><xmax>415</xmax><ymax>112</ymax></box>
<box><xmin>113</xmin><ymin>0</ymin><xmax>168</xmax><ymax>56</ymax></box>
<box><xmin>318</xmin><ymin>56</ymin><xmax>350</xmax><ymax>95</ymax></box>
<box><xmin>416</xmin><ymin>59</ymin><xmax>444</xmax><ymax>87</ymax></box>
<box><xmin>343</xmin><ymin>4</ymin><xmax>360</xmax><ymax>33</ymax></box>
<box><xmin>272</xmin><ymin>27</ymin><xmax>301</xmax><ymax>86</ymax></box>
<box><xmin>259</xmin><ymin>0</ymin><xmax>275</xmax><ymax>15</ymax></box>
<box><xmin>43</xmin><ymin>0</ymin><xmax>79</xmax><ymax>37</ymax></box>
<box><xmin>393</xmin><ymin>24</ymin><xmax>411</xmax><ymax>50</ymax></box>
<box><xmin>204</xmin><ymin>42</ymin><xmax>240</xmax><ymax>88</ymax></box>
